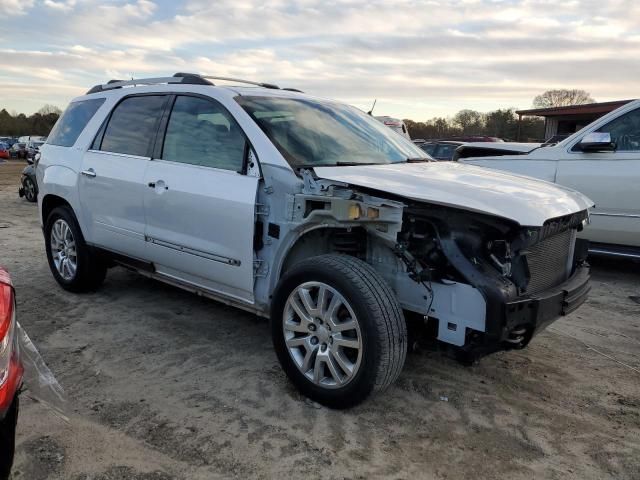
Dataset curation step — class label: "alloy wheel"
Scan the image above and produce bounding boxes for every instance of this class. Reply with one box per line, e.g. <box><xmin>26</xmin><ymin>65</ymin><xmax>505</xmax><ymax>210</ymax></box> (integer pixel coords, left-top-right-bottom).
<box><xmin>50</xmin><ymin>219</ymin><xmax>77</xmax><ymax>281</ymax></box>
<box><xmin>283</xmin><ymin>281</ymin><xmax>363</xmax><ymax>388</ymax></box>
<box><xmin>24</xmin><ymin>179</ymin><xmax>36</xmax><ymax>201</ymax></box>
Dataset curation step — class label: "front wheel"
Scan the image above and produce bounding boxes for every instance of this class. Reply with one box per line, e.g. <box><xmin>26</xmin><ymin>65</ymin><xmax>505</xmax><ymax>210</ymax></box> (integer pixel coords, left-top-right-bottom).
<box><xmin>271</xmin><ymin>254</ymin><xmax>407</xmax><ymax>409</ymax></box>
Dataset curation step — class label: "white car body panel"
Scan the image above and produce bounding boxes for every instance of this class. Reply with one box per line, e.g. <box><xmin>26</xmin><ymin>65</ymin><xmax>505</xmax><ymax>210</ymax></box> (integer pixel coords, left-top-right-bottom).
<box><xmin>79</xmin><ymin>150</ymin><xmax>149</xmax><ymax>260</ymax></box>
<box><xmin>462</xmin><ymin>142</ymin><xmax>541</xmax><ymax>153</ymax></box>
<box><xmin>314</xmin><ymin>162</ymin><xmax>593</xmax><ymax>227</ymax></box>
<box><xmin>462</xmin><ymin>99</ymin><xmax>640</xmax><ymax>248</ymax></box>
<box><xmin>143</xmin><ymin>159</ymin><xmax>258</xmax><ymax>303</ymax></box>
<box><xmin>462</xmin><ymin>157</ymin><xmax>559</xmax><ymax>183</ymax></box>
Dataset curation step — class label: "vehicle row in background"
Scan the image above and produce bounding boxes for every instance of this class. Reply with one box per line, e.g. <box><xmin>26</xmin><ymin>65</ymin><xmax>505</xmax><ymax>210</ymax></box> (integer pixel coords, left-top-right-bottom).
<box><xmin>0</xmin><ymin>143</ymin><xmax>10</xmax><ymax>160</ymax></box>
<box><xmin>462</xmin><ymin>99</ymin><xmax>640</xmax><ymax>258</ymax></box>
<box><xmin>418</xmin><ymin>139</ymin><xmax>540</xmax><ymax>161</ymax></box>
<box><xmin>0</xmin><ymin>136</ymin><xmax>46</xmax><ymax>159</ymax></box>
<box><xmin>9</xmin><ymin>143</ymin><xmax>26</xmax><ymax>159</ymax></box>
<box><xmin>0</xmin><ymin>137</ymin><xmax>18</xmax><ymax>149</ymax></box>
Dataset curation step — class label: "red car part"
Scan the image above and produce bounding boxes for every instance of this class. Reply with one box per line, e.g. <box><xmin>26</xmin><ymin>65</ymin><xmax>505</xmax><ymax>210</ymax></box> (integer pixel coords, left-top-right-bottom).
<box><xmin>0</xmin><ymin>268</ymin><xmax>23</xmax><ymax>417</ymax></box>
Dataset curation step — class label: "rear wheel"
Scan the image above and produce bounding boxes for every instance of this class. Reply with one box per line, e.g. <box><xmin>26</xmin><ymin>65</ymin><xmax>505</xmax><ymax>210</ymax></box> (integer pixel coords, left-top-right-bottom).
<box><xmin>45</xmin><ymin>206</ymin><xmax>106</xmax><ymax>292</ymax></box>
<box><xmin>272</xmin><ymin>254</ymin><xmax>407</xmax><ymax>408</ymax></box>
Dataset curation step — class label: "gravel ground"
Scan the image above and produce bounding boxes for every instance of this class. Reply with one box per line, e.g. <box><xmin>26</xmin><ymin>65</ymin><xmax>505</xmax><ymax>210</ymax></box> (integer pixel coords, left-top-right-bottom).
<box><xmin>1</xmin><ymin>160</ymin><xmax>639</xmax><ymax>479</ymax></box>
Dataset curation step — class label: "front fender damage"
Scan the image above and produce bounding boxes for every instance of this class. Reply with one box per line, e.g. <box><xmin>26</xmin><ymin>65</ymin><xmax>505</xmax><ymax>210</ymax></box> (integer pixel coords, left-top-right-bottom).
<box><xmin>293</xmin><ymin>170</ymin><xmax>488</xmax><ymax>349</ymax></box>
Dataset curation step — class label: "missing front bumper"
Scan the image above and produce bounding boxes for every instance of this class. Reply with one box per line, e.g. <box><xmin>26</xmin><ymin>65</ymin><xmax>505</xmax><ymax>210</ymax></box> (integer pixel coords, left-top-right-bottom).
<box><xmin>502</xmin><ymin>264</ymin><xmax>590</xmax><ymax>343</ymax></box>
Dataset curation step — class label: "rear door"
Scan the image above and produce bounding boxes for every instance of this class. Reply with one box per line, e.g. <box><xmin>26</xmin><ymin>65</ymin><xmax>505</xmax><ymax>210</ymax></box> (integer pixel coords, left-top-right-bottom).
<box><xmin>557</xmin><ymin>107</ymin><xmax>640</xmax><ymax>247</ymax></box>
<box><xmin>143</xmin><ymin>94</ymin><xmax>259</xmax><ymax>303</ymax></box>
<box><xmin>79</xmin><ymin>94</ymin><xmax>168</xmax><ymax>259</ymax></box>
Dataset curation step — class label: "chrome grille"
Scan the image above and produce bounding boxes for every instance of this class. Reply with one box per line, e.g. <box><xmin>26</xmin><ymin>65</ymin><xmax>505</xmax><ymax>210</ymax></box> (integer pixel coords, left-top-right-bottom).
<box><xmin>525</xmin><ymin>229</ymin><xmax>576</xmax><ymax>294</ymax></box>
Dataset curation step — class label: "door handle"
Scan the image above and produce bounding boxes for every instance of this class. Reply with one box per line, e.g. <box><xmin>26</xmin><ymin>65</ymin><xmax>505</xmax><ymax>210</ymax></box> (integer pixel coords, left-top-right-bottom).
<box><xmin>148</xmin><ymin>180</ymin><xmax>168</xmax><ymax>190</ymax></box>
<box><xmin>81</xmin><ymin>168</ymin><xmax>96</xmax><ymax>178</ymax></box>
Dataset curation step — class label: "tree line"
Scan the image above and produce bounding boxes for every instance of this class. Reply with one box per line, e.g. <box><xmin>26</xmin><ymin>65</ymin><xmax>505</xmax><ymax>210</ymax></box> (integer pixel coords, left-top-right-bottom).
<box><xmin>403</xmin><ymin>108</ymin><xmax>545</xmax><ymax>141</ymax></box>
<box><xmin>0</xmin><ymin>105</ymin><xmax>62</xmax><ymax>137</ymax></box>
<box><xmin>403</xmin><ymin>89</ymin><xmax>595</xmax><ymax>142</ymax></box>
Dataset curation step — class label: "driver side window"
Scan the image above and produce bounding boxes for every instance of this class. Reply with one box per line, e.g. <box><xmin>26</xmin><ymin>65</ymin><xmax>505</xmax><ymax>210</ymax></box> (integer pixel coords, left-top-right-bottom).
<box><xmin>596</xmin><ymin>108</ymin><xmax>640</xmax><ymax>152</ymax></box>
<box><xmin>162</xmin><ymin>95</ymin><xmax>247</xmax><ymax>172</ymax></box>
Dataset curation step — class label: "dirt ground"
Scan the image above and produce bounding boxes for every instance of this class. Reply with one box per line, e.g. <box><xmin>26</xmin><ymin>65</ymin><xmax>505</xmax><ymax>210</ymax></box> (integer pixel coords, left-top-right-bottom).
<box><xmin>0</xmin><ymin>159</ymin><xmax>639</xmax><ymax>480</ymax></box>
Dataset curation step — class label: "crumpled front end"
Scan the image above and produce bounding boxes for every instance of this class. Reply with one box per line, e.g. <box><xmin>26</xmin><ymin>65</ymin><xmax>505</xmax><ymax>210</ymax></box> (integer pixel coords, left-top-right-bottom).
<box><xmin>397</xmin><ymin>204</ymin><xmax>591</xmax><ymax>355</ymax></box>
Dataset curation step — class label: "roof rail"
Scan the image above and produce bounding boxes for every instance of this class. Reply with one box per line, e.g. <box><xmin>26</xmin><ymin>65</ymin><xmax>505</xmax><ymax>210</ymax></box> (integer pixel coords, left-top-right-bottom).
<box><xmin>86</xmin><ymin>74</ymin><xmax>213</xmax><ymax>95</ymax></box>
<box><xmin>85</xmin><ymin>72</ymin><xmax>297</xmax><ymax>95</ymax></box>
<box><xmin>198</xmin><ymin>75</ymin><xmax>280</xmax><ymax>90</ymax></box>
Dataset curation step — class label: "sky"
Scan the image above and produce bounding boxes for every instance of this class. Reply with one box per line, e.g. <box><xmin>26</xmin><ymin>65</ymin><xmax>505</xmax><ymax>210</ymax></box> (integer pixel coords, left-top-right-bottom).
<box><xmin>0</xmin><ymin>0</ymin><xmax>638</xmax><ymax>121</ymax></box>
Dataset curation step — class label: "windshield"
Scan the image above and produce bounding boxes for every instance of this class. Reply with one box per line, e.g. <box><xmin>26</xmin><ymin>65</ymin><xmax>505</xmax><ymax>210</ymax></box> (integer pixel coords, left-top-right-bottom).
<box><xmin>235</xmin><ymin>96</ymin><xmax>428</xmax><ymax>167</ymax></box>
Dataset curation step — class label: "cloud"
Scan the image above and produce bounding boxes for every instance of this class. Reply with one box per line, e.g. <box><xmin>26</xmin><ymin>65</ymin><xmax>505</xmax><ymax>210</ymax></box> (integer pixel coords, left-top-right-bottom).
<box><xmin>0</xmin><ymin>0</ymin><xmax>35</xmax><ymax>15</ymax></box>
<box><xmin>0</xmin><ymin>0</ymin><xmax>639</xmax><ymax>118</ymax></box>
<box><xmin>43</xmin><ymin>0</ymin><xmax>77</xmax><ymax>11</ymax></box>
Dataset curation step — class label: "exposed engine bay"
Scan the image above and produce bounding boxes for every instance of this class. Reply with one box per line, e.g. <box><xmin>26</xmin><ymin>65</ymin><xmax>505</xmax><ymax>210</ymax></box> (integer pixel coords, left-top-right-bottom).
<box><xmin>274</xmin><ymin>170</ymin><xmax>591</xmax><ymax>355</ymax></box>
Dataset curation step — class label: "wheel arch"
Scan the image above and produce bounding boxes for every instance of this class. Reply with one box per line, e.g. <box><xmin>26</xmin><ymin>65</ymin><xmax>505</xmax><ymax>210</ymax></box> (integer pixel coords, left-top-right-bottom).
<box><xmin>38</xmin><ymin>163</ymin><xmax>83</xmax><ymax>231</ymax></box>
<box><xmin>276</xmin><ymin>225</ymin><xmax>369</xmax><ymax>281</ymax></box>
<box><xmin>41</xmin><ymin>194</ymin><xmax>73</xmax><ymax>226</ymax></box>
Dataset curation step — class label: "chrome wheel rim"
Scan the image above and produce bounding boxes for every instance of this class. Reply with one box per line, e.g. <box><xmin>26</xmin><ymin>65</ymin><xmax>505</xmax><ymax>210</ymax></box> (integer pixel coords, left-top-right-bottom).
<box><xmin>50</xmin><ymin>219</ymin><xmax>77</xmax><ymax>281</ymax></box>
<box><xmin>283</xmin><ymin>281</ymin><xmax>363</xmax><ymax>389</ymax></box>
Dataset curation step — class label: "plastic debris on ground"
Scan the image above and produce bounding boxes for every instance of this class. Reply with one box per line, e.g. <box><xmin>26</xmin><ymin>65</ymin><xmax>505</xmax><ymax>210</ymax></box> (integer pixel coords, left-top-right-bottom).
<box><xmin>17</xmin><ymin>322</ymin><xmax>69</xmax><ymax>422</ymax></box>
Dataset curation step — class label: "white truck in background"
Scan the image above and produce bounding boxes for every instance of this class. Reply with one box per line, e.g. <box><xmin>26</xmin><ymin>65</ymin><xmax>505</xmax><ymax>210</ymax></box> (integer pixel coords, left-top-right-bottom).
<box><xmin>461</xmin><ymin>99</ymin><xmax>640</xmax><ymax>259</ymax></box>
<box><xmin>375</xmin><ymin>116</ymin><xmax>411</xmax><ymax>140</ymax></box>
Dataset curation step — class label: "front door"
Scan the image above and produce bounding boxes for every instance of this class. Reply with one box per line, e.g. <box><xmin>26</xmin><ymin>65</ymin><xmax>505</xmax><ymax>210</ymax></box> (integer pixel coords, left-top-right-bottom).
<box><xmin>557</xmin><ymin>107</ymin><xmax>640</xmax><ymax>247</ymax></box>
<box><xmin>143</xmin><ymin>94</ymin><xmax>259</xmax><ymax>303</ymax></box>
<box><xmin>79</xmin><ymin>94</ymin><xmax>168</xmax><ymax>260</ymax></box>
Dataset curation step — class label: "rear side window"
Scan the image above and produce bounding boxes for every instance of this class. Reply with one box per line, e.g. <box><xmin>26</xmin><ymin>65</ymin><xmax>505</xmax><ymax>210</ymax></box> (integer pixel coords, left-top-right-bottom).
<box><xmin>100</xmin><ymin>95</ymin><xmax>166</xmax><ymax>157</ymax></box>
<box><xmin>47</xmin><ymin>98</ymin><xmax>105</xmax><ymax>147</ymax></box>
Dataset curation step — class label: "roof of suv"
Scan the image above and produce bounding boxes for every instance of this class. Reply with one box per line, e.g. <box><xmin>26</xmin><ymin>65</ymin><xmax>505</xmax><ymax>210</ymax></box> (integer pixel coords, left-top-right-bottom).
<box><xmin>84</xmin><ymin>73</ymin><xmax>307</xmax><ymax>99</ymax></box>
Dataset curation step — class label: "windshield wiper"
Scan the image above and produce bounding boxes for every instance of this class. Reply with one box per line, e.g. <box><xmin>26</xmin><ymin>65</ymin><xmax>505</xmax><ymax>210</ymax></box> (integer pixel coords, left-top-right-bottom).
<box><xmin>333</xmin><ymin>161</ymin><xmax>382</xmax><ymax>166</ymax></box>
<box><xmin>406</xmin><ymin>157</ymin><xmax>432</xmax><ymax>163</ymax></box>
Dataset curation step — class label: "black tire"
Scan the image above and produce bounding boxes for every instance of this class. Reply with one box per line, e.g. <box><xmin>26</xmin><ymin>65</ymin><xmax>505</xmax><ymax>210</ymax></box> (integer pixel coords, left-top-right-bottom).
<box><xmin>22</xmin><ymin>177</ymin><xmax>37</xmax><ymax>202</ymax></box>
<box><xmin>0</xmin><ymin>395</ymin><xmax>18</xmax><ymax>480</ymax></box>
<box><xmin>45</xmin><ymin>206</ymin><xmax>107</xmax><ymax>292</ymax></box>
<box><xmin>271</xmin><ymin>254</ymin><xmax>407</xmax><ymax>408</ymax></box>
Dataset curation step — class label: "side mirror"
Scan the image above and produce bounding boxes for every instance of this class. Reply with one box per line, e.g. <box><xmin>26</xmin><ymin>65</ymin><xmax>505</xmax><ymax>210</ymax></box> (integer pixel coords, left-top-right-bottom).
<box><xmin>579</xmin><ymin>132</ymin><xmax>615</xmax><ymax>152</ymax></box>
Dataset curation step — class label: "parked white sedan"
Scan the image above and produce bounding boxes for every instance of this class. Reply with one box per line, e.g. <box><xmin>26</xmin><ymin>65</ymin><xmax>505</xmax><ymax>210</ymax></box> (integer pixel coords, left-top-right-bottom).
<box><xmin>461</xmin><ymin>99</ymin><xmax>640</xmax><ymax>258</ymax></box>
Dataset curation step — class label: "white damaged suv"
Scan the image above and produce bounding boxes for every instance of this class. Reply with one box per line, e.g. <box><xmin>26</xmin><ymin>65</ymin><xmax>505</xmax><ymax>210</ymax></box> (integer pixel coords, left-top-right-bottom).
<box><xmin>37</xmin><ymin>74</ymin><xmax>594</xmax><ymax>407</ymax></box>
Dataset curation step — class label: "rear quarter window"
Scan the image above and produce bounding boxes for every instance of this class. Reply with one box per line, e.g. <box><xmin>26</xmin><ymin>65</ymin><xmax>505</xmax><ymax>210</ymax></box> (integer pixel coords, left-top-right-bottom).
<box><xmin>47</xmin><ymin>98</ymin><xmax>106</xmax><ymax>147</ymax></box>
